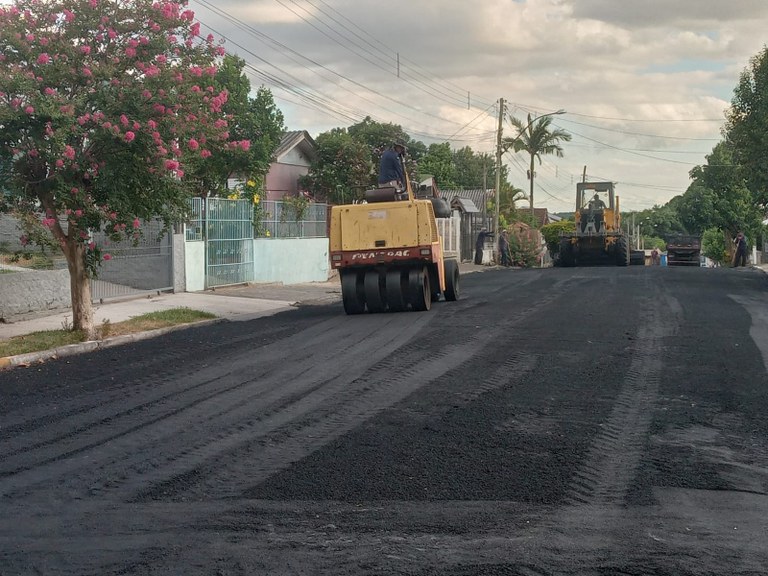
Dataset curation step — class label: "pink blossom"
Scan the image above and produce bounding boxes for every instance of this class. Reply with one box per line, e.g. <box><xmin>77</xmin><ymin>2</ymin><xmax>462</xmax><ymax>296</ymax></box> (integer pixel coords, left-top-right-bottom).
<box><xmin>239</xmin><ymin>140</ymin><xmax>250</xmax><ymax>151</ymax></box>
<box><xmin>75</xmin><ymin>209</ymin><xmax>83</xmax><ymax>217</ymax></box>
<box><xmin>133</xmin><ymin>218</ymin><xmax>140</xmax><ymax>229</ymax></box>
<box><xmin>142</xmin><ymin>89</ymin><xmax>152</xmax><ymax>99</ymax></box>
<box><xmin>165</xmin><ymin>160</ymin><xmax>179</xmax><ymax>170</ymax></box>
<box><xmin>103</xmin><ymin>253</ymin><xmax>112</xmax><ymax>261</ymax></box>
<box><xmin>25</xmin><ymin>34</ymin><xmax>35</xmax><ymax>41</ymax></box>
<box><xmin>109</xmin><ymin>212</ymin><xmax>117</xmax><ymax>220</ymax></box>
<box><xmin>156</xmin><ymin>54</ymin><xmax>167</xmax><ymax>64</ymax></box>
<box><xmin>63</xmin><ymin>9</ymin><xmax>74</xmax><ymax>22</ymax></box>
<box><xmin>37</xmin><ymin>53</ymin><xmax>50</xmax><ymax>64</ymax></box>
<box><xmin>44</xmin><ymin>87</ymin><xmax>55</xmax><ymax>95</ymax></box>
<box><xmin>108</xmin><ymin>28</ymin><xmax>116</xmax><ymax>39</ymax></box>
<box><xmin>120</xmin><ymin>114</ymin><xmax>129</xmax><ymax>126</ymax></box>
<box><xmin>187</xmin><ymin>138</ymin><xmax>199</xmax><ymax>150</ymax></box>
<box><xmin>200</xmin><ymin>149</ymin><xmax>212</xmax><ymax>158</ymax></box>
<box><xmin>147</xmin><ymin>119</ymin><xmax>157</xmax><ymax>129</ymax></box>
<box><xmin>82</xmin><ymin>67</ymin><xmax>92</xmax><ymax>77</ymax></box>
<box><xmin>90</xmin><ymin>0</ymin><xmax>98</xmax><ymax>7</ymax></box>
<box><xmin>124</xmin><ymin>131</ymin><xmax>135</xmax><ymax>142</ymax></box>
<box><xmin>125</xmin><ymin>47</ymin><xmax>136</xmax><ymax>58</ymax></box>
<box><xmin>24</xmin><ymin>106</ymin><xmax>34</xmax><ymax>114</ymax></box>
<box><xmin>55</xmin><ymin>159</ymin><xmax>64</xmax><ymax>168</ymax></box>
<box><xmin>63</xmin><ymin>145</ymin><xmax>76</xmax><ymax>160</ymax></box>
<box><xmin>42</xmin><ymin>218</ymin><xmax>56</xmax><ymax>228</ymax></box>
<box><xmin>189</xmin><ymin>66</ymin><xmax>202</xmax><ymax>77</ymax></box>
<box><xmin>190</xmin><ymin>22</ymin><xmax>200</xmax><ymax>36</ymax></box>
<box><xmin>80</xmin><ymin>45</ymin><xmax>91</xmax><ymax>55</ymax></box>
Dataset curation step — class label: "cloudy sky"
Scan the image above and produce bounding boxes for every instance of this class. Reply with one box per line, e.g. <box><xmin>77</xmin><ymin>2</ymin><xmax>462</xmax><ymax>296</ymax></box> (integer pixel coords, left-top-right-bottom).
<box><xmin>188</xmin><ymin>0</ymin><xmax>768</xmax><ymax>212</ymax></box>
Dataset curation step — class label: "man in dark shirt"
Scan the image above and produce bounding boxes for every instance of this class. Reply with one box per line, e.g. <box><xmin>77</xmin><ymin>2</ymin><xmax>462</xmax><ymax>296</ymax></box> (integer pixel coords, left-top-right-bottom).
<box><xmin>588</xmin><ymin>193</ymin><xmax>606</xmax><ymax>210</ymax></box>
<box><xmin>733</xmin><ymin>231</ymin><xmax>748</xmax><ymax>267</ymax></box>
<box><xmin>378</xmin><ymin>142</ymin><xmax>406</xmax><ymax>189</ymax></box>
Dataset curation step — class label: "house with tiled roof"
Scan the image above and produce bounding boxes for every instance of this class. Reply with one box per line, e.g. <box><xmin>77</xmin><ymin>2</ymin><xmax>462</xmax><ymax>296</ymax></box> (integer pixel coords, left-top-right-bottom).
<box><xmin>264</xmin><ymin>130</ymin><xmax>317</xmax><ymax>201</ymax></box>
<box><xmin>532</xmin><ymin>207</ymin><xmax>562</xmax><ymax>228</ymax></box>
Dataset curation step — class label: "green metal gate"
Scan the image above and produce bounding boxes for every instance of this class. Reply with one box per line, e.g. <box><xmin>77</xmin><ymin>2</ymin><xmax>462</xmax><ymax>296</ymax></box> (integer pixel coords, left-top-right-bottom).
<box><xmin>198</xmin><ymin>198</ymin><xmax>254</xmax><ymax>288</ymax></box>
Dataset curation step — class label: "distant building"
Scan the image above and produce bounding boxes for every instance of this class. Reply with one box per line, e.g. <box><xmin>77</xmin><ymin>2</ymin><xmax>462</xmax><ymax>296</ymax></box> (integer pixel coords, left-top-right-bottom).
<box><xmin>265</xmin><ymin>130</ymin><xmax>317</xmax><ymax>201</ymax></box>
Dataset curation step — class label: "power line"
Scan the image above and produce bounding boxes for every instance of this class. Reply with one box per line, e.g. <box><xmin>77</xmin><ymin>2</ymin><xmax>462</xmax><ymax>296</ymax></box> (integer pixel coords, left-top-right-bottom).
<box><xmin>308</xmin><ymin>0</ymin><xmax>496</xmax><ymax>109</ymax></box>
<box><xmin>557</xmin><ymin>117</ymin><xmax>721</xmax><ymax>142</ymax></box>
<box><xmin>192</xmin><ymin>0</ymin><xmax>498</xmax><ymax>141</ymax></box>
<box><xmin>552</xmin><ymin>123</ymin><xmax>702</xmax><ymax>166</ymax></box>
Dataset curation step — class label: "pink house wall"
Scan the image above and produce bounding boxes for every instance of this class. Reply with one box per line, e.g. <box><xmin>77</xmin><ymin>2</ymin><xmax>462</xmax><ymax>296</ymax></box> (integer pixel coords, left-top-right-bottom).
<box><xmin>265</xmin><ymin>163</ymin><xmax>309</xmax><ymax>201</ymax></box>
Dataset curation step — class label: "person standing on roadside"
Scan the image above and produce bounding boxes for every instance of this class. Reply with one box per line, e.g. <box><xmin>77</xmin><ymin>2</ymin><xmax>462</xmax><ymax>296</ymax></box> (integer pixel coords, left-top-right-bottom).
<box><xmin>498</xmin><ymin>230</ymin><xmax>511</xmax><ymax>266</ymax></box>
<box><xmin>733</xmin><ymin>231</ymin><xmax>748</xmax><ymax>267</ymax></box>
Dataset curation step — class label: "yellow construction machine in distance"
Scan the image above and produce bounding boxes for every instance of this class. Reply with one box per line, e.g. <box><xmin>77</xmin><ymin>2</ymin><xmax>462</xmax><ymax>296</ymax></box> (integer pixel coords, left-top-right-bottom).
<box><xmin>558</xmin><ymin>181</ymin><xmax>630</xmax><ymax>267</ymax></box>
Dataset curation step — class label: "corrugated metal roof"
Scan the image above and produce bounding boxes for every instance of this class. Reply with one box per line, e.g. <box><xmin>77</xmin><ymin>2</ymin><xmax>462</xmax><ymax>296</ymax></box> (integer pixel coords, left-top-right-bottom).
<box><xmin>442</xmin><ymin>189</ymin><xmax>493</xmax><ymax>211</ymax></box>
<box><xmin>451</xmin><ymin>197</ymin><xmax>480</xmax><ymax>213</ymax></box>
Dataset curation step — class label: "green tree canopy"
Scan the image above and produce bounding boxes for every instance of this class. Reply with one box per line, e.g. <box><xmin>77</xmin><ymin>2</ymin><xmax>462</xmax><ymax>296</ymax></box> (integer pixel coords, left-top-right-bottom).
<box><xmin>419</xmin><ymin>142</ymin><xmax>456</xmax><ymax>188</ymax></box>
<box><xmin>298</xmin><ymin>128</ymin><xmax>372</xmax><ymax>204</ymax></box>
<box><xmin>184</xmin><ymin>55</ymin><xmax>285</xmax><ymax>196</ymax></box>
<box><xmin>726</xmin><ymin>46</ymin><xmax>768</xmax><ymax>208</ymax></box>
<box><xmin>505</xmin><ymin>113</ymin><xmax>571</xmax><ymax>214</ymax></box>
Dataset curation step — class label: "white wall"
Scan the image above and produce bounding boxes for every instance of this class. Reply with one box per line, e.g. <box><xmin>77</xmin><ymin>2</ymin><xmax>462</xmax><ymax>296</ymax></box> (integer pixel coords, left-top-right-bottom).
<box><xmin>253</xmin><ymin>238</ymin><xmax>329</xmax><ymax>284</ymax></box>
<box><xmin>184</xmin><ymin>241</ymin><xmax>205</xmax><ymax>292</ymax></box>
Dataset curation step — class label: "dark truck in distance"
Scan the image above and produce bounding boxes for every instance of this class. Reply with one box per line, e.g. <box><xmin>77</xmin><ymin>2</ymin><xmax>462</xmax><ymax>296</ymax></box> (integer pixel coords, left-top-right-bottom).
<box><xmin>666</xmin><ymin>234</ymin><xmax>701</xmax><ymax>266</ymax></box>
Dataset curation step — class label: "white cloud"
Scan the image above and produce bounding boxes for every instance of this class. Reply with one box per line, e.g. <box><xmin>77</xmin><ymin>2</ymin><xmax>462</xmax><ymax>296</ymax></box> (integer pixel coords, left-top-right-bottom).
<box><xmin>189</xmin><ymin>0</ymin><xmax>768</xmax><ymax>212</ymax></box>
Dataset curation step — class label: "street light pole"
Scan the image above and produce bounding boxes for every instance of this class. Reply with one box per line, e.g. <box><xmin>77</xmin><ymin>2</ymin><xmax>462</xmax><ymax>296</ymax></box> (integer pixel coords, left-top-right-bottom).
<box><xmin>494</xmin><ymin>108</ymin><xmax>565</xmax><ymax>261</ymax></box>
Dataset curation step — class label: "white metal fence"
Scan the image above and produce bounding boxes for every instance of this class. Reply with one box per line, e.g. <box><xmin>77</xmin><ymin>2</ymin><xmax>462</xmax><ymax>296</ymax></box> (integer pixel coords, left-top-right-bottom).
<box><xmin>437</xmin><ymin>213</ymin><xmax>461</xmax><ymax>257</ymax></box>
<box><xmin>262</xmin><ymin>200</ymin><xmax>328</xmax><ymax>239</ymax></box>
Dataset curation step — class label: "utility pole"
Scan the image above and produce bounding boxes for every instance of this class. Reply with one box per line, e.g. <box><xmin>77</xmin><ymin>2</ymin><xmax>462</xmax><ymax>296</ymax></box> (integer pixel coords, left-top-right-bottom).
<box><xmin>494</xmin><ymin>97</ymin><xmax>504</xmax><ymax>263</ymax></box>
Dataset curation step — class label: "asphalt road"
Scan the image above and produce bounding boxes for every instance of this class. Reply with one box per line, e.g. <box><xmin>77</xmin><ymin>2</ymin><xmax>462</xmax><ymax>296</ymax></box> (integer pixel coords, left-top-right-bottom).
<box><xmin>1</xmin><ymin>266</ymin><xmax>767</xmax><ymax>576</ymax></box>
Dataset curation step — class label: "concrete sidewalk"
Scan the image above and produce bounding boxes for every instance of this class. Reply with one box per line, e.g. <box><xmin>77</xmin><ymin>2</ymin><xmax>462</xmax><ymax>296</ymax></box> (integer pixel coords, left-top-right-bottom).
<box><xmin>0</xmin><ymin>262</ymin><xmax>495</xmax><ymax>362</ymax></box>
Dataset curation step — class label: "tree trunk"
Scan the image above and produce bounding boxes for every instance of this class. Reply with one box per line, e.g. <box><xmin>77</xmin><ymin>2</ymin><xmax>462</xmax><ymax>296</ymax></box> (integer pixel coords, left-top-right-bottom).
<box><xmin>529</xmin><ymin>154</ymin><xmax>535</xmax><ymax>217</ymax></box>
<box><xmin>65</xmin><ymin>241</ymin><xmax>95</xmax><ymax>339</ymax></box>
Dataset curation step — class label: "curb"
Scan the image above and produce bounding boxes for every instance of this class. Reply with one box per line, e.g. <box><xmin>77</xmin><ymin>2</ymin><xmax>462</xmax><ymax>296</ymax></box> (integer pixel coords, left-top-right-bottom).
<box><xmin>0</xmin><ymin>318</ymin><xmax>224</xmax><ymax>371</ymax></box>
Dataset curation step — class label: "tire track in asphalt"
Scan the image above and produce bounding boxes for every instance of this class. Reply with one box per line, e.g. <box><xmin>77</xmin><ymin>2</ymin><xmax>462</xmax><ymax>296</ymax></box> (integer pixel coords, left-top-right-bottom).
<box><xmin>0</xmin><ymin>321</ymin><xmax>301</xmax><ymax>432</ymax></box>
<box><xmin>130</xmin><ymin>277</ymin><xmax>571</xmax><ymax>503</ymax></box>
<box><xmin>0</xmin><ymin>313</ymin><xmax>431</xmax><ymax>497</ymax></box>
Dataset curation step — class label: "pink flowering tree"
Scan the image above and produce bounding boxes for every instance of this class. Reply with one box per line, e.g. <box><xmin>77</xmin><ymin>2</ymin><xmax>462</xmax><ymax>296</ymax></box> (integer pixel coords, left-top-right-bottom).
<box><xmin>0</xmin><ymin>0</ymin><xmax>246</xmax><ymax>338</ymax></box>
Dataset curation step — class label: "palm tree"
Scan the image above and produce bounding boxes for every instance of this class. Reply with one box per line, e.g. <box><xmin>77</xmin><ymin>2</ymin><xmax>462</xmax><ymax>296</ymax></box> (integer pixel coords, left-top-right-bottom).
<box><xmin>504</xmin><ymin>113</ymin><xmax>571</xmax><ymax>219</ymax></box>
